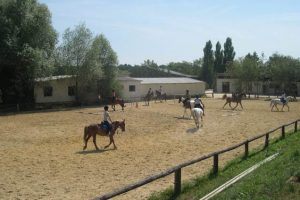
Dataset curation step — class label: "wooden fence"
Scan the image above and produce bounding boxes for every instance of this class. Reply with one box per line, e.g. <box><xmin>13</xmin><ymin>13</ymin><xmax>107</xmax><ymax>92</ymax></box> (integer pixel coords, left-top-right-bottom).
<box><xmin>93</xmin><ymin>119</ymin><xmax>300</xmax><ymax>200</ymax></box>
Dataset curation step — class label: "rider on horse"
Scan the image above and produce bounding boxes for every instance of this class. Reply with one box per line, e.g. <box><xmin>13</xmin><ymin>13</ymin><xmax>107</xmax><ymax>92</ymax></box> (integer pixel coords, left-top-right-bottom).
<box><xmin>280</xmin><ymin>92</ymin><xmax>287</xmax><ymax>104</ymax></box>
<box><xmin>101</xmin><ymin>105</ymin><xmax>113</xmax><ymax>135</ymax></box>
<box><xmin>112</xmin><ymin>89</ymin><xmax>116</xmax><ymax>104</ymax></box>
<box><xmin>183</xmin><ymin>89</ymin><xmax>191</xmax><ymax>104</ymax></box>
<box><xmin>194</xmin><ymin>95</ymin><xmax>205</xmax><ymax>116</ymax></box>
<box><xmin>147</xmin><ymin>88</ymin><xmax>152</xmax><ymax>96</ymax></box>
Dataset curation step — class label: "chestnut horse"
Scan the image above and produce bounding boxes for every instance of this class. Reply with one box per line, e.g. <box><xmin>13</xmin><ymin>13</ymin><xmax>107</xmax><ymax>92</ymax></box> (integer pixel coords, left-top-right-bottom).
<box><xmin>112</xmin><ymin>98</ymin><xmax>125</xmax><ymax>111</ymax></box>
<box><xmin>222</xmin><ymin>93</ymin><xmax>246</xmax><ymax>110</ymax></box>
<box><xmin>83</xmin><ymin>120</ymin><xmax>125</xmax><ymax>150</ymax></box>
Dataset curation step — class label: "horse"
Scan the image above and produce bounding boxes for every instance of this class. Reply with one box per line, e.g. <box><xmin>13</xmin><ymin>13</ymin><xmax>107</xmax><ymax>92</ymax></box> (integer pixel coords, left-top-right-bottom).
<box><xmin>222</xmin><ymin>93</ymin><xmax>246</xmax><ymax>110</ymax></box>
<box><xmin>154</xmin><ymin>90</ymin><xmax>167</xmax><ymax>102</ymax></box>
<box><xmin>178</xmin><ymin>97</ymin><xmax>194</xmax><ymax>118</ymax></box>
<box><xmin>270</xmin><ymin>96</ymin><xmax>292</xmax><ymax>112</ymax></box>
<box><xmin>191</xmin><ymin>107</ymin><xmax>204</xmax><ymax>128</ymax></box>
<box><xmin>144</xmin><ymin>91</ymin><xmax>154</xmax><ymax>106</ymax></box>
<box><xmin>111</xmin><ymin>97</ymin><xmax>125</xmax><ymax>111</ymax></box>
<box><xmin>83</xmin><ymin>120</ymin><xmax>125</xmax><ymax>150</ymax></box>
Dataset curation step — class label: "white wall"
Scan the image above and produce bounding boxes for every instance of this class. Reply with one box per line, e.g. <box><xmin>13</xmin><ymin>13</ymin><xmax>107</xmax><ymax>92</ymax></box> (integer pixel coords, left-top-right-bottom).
<box><xmin>34</xmin><ymin>78</ymin><xmax>76</xmax><ymax>103</ymax></box>
<box><xmin>118</xmin><ymin>80</ymin><xmax>205</xmax><ymax>100</ymax></box>
<box><xmin>119</xmin><ymin>80</ymin><xmax>142</xmax><ymax>100</ymax></box>
<box><xmin>216</xmin><ymin>78</ymin><xmax>237</xmax><ymax>93</ymax></box>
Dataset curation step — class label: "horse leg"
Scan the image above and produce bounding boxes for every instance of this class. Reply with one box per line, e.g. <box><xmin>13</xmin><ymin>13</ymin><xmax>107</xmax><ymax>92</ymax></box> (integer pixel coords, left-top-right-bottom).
<box><xmin>232</xmin><ymin>102</ymin><xmax>238</xmax><ymax>110</ymax></box>
<box><xmin>92</xmin><ymin>134</ymin><xmax>100</xmax><ymax>150</ymax></box>
<box><xmin>287</xmin><ymin>104</ymin><xmax>290</xmax><ymax>111</ymax></box>
<box><xmin>223</xmin><ymin>102</ymin><xmax>228</xmax><ymax>109</ymax></box>
<box><xmin>112</xmin><ymin>136</ymin><xmax>117</xmax><ymax>149</ymax></box>
<box><xmin>104</xmin><ymin>135</ymin><xmax>113</xmax><ymax>149</ymax></box>
<box><xmin>240</xmin><ymin>102</ymin><xmax>243</xmax><ymax>109</ymax></box>
<box><xmin>83</xmin><ymin>134</ymin><xmax>92</xmax><ymax>150</ymax></box>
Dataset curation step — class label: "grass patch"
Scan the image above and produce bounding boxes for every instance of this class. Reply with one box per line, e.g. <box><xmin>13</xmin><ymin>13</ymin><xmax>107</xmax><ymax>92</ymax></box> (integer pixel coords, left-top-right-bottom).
<box><xmin>148</xmin><ymin>131</ymin><xmax>300</xmax><ymax>200</ymax></box>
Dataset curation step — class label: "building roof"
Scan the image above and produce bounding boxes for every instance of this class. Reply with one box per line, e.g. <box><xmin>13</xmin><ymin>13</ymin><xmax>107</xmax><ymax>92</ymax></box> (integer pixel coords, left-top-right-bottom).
<box><xmin>35</xmin><ymin>75</ymin><xmax>75</xmax><ymax>82</ymax></box>
<box><xmin>117</xmin><ymin>77</ymin><xmax>141</xmax><ymax>82</ymax></box>
<box><xmin>161</xmin><ymin>69</ymin><xmax>198</xmax><ymax>78</ymax></box>
<box><xmin>134</xmin><ymin>77</ymin><xmax>204</xmax><ymax>84</ymax></box>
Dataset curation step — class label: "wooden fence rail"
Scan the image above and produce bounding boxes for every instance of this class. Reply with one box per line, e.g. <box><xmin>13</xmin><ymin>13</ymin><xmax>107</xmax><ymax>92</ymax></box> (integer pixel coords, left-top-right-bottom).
<box><xmin>93</xmin><ymin>119</ymin><xmax>300</xmax><ymax>200</ymax></box>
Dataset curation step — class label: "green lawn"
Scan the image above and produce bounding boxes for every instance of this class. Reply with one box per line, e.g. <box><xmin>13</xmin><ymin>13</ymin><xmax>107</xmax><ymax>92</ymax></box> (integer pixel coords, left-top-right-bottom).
<box><xmin>148</xmin><ymin>131</ymin><xmax>300</xmax><ymax>200</ymax></box>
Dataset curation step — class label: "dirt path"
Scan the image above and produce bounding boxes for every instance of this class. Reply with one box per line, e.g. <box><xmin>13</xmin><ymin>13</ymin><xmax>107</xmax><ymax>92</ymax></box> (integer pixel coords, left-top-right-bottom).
<box><xmin>0</xmin><ymin>98</ymin><xmax>299</xmax><ymax>200</ymax></box>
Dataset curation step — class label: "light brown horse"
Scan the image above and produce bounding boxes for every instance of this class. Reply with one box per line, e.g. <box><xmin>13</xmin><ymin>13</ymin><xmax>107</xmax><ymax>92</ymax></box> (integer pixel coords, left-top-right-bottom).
<box><xmin>222</xmin><ymin>93</ymin><xmax>246</xmax><ymax>110</ymax></box>
<box><xmin>112</xmin><ymin>98</ymin><xmax>125</xmax><ymax>111</ymax></box>
<box><xmin>83</xmin><ymin>120</ymin><xmax>125</xmax><ymax>150</ymax></box>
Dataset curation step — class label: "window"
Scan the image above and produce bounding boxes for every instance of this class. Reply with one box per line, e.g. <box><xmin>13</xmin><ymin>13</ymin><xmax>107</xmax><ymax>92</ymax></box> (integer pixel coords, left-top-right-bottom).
<box><xmin>68</xmin><ymin>86</ymin><xmax>76</xmax><ymax>96</ymax></box>
<box><xmin>43</xmin><ymin>86</ymin><xmax>53</xmax><ymax>97</ymax></box>
<box><xmin>222</xmin><ymin>82</ymin><xmax>230</xmax><ymax>93</ymax></box>
<box><xmin>129</xmin><ymin>85</ymin><xmax>135</xmax><ymax>92</ymax></box>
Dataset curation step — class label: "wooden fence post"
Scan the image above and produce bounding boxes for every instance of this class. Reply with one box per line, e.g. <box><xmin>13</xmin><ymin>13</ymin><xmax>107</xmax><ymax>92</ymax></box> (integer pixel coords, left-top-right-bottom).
<box><xmin>265</xmin><ymin>133</ymin><xmax>269</xmax><ymax>148</ymax></box>
<box><xmin>295</xmin><ymin>121</ymin><xmax>298</xmax><ymax>133</ymax></box>
<box><xmin>174</xmin><ymin>168</ymin><xmax>181</xmax><ymax>195</ymax></box>
<box><xmin>244</xmin><ymin>141</ymin><xmax>249</xmax><ymax>158</ymax></box>
<box><xmin>213</xmin><ymin>154</ymin><xmax>219</xmax><ymax>175</ymax></box>
<box><xmin>281</xmin><ymin>126</ymin><xmax>285</xmax><ymax>139</ymax></box>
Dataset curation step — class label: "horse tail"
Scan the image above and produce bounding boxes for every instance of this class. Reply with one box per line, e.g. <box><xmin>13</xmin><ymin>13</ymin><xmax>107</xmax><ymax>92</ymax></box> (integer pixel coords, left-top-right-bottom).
<box><xmin>83</xmin><ymin>126</ymin><xmax>88</xmax><ymax>142</ymax></box>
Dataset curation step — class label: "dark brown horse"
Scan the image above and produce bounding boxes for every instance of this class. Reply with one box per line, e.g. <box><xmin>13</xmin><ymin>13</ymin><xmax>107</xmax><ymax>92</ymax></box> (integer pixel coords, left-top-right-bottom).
<box><xmin>178</xmin><ymin>97</ymin><xmax>193</xmax><ymax>118</ymax></box>
<box><xmin>154</xmin><ymin>90</ymin><xmax>167</xmax><ymax>102</ymax></box>
<box><xmin>112</xmin><ymin>98</ymin><xmax>125</xmax><ymax>111</ymax></box>
<box><xmin>144</xmin><ymin>91</ymin><xmax>154</xmax><ymax>106</ymax></box>
<box><xmin>83</xmin><ymin>120</ymin><xmax>125</xmax><ymax>150</ymax></box>
<box><xmin>222</xmin><ymin>93</ymin><xmax>246</xmax><ymax>110</ymax></box>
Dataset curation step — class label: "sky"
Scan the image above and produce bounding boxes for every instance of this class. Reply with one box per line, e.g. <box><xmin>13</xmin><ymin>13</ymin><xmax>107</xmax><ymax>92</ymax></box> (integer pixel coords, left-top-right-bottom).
<box><xmin>39</xmin><ymin>0</ymin><xmax>300</xmax><ymax>65</ymax></box>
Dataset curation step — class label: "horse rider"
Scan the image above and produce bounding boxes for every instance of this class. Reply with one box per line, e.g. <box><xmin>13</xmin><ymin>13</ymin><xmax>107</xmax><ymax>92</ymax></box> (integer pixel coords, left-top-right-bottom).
<box><xmin>102</xmin><ymin>105</ymin><xmax>113</xmax><ymax>135</ymax></box>
<box><xmin>232</xmin><ymin>92</ymin><xmax>237</xmax><ymax>101</ymax></box>
<box><xmin>112</xmin><ymin>89</ymin><xmax>116</xmax><ymax>103</ymax></box>
<box><xmin>182</xmin><ymin>89</ymin><xmax>190</xmax><ymax>104</ymax></box>
<box><xmin>147</xmin><ymin>87</ymin><xmax>152</xmax><ymax>96</ymax></box>
<box><xmin>159</xmin><ymin>86</ymin><xmax>162</xmax><ymax>94</ymax></box>
<box><xmin>194</xmin><ymin>95</ymin><xmax>205</xmax><ymax>116</ymax></box>
<box><xmin>280</xmin><ymin>92</ymin><xmax>287</xmax><ymax>104</ymax></box>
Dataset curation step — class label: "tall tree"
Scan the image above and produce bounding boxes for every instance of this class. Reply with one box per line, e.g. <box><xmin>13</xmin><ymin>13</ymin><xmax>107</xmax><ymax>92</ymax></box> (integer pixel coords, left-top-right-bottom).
<box><xmin>95</xmin><ymin>34</ymin><xmax>118</xmax><ymax>99</ymax></box>
<box><xmin>0</xmin><ymin>0</ymin><xmax>57</xmax><ymax>104</ymax></box>
<box><xmin>214</xmin><ymin>41</ymin><xmax>224</xmax><ymax>73</ymax></box>
<box><xmin>267</xmin><ymin>54</ymin><xmax>300</xmax><ymax>95</ymax></box>
<box><xmin>228</xmin><ymin>52</ymin><xmax>262</xmax><ymax>95</ymax></box>
<box><xmin>56</xmin><ymin>23</ymin><xmax>93</xmax><ymax>101</ymax></box>
<box><xmin>223</xmin><ymin>37</ymin><xmax>235</xmax><ymax>71</ymax></box>
<box><xmin>201</xmin><ymin>40</ymin><xmax>214</xmax><ymax>87</ymax></box>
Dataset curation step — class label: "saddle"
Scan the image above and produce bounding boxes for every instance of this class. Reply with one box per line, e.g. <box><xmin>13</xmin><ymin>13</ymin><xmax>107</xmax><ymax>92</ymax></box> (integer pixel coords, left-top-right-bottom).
<box><xmin>98</xmin><ymin>122</ymin><xmax>109</xmax><ymax>134</ymax></box>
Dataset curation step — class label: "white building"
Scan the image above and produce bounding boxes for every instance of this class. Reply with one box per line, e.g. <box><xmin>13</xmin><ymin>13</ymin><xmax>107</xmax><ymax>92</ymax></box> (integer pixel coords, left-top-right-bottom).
<box><xmin>118</xmin><ymin>77</ymin><xmax>206</xmax><ymax>100</ymax></box>
<box><xmin>34</xmin><ymin>75</ymin><xmax>76</xmax><ymax>104</ymax></box>
<box><xmin>34</xmin><ymin>76</ymin><xmax>206</xmax><ymax>104</ymax></box>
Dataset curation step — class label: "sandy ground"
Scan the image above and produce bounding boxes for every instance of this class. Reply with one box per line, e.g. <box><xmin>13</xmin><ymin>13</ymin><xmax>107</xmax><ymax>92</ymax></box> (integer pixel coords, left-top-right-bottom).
<box><xmin>0</xmin><ymin>98</ymin><xmax>299</xmax><ymax>200</ymax></box>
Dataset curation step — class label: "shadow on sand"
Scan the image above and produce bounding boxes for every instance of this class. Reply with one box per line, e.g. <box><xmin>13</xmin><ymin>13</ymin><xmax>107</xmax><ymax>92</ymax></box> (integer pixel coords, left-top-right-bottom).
<box><xmin>75</xmin><ymin>148</ymin><xmax>114</xmax><ymax>155</ymax></box>
<box><xmin>186</xmin><ymin>127</ymin><xmax>200</xmax><ymax>134</ymax></box>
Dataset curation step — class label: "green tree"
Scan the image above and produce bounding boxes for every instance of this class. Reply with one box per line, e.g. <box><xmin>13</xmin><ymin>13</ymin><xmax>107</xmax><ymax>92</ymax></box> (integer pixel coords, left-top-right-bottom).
<box><xmin>214</xmin><ymin>41</ymin><xmax>224</xmax><ymax>73</ymax></box>
<box><xmin>228</xmin><ymin>52</ymin><xmax>262</xmax><ymax>95</ymax></box>
<box><xmin>56</xmin><ymin>23</ymin><xmax>93</xmax><ymax>101</ymax></box>
<box><xmin>201</xmin><ymin>40</ymin><xmax>214</xmax><ymax>87</ymax></box>
<box><xmin>96</xmin><ymin>34</ymin><xmax>118</xmax><ymax>99</ymax></box>
<box><xmin>142</xmin><ymin>59</ymin><xmax>158</xmax><ymax>69</ymax></box>
<box><xmin>0</xmin><ymin>0</ymin><xmax>57</xmax><ymax>104</ymax></box>
<box><xmin>223</xmin><ymin>37</ymin><xmax>235</xmax><ymax>71</ymax></box>
<box><xmin>267</xmin><ymin>54</ymin><xmax>300</xmax><ymax>95</ymax></box>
